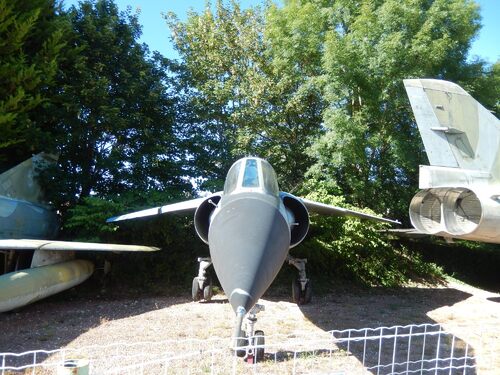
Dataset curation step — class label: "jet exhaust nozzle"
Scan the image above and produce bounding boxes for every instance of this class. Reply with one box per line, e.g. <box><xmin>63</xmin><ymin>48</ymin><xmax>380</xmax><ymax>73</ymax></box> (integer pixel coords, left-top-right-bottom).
<box><xmin>410</xmin><ymin>187</ymin><xmax>500</xmax><ymax>242</ymax></box>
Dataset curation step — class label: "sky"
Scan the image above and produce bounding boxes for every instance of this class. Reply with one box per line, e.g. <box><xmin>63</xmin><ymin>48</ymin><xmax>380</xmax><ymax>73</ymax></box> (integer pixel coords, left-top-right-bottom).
<box><xmin>64</xmin><ymin>0</ymin><xmax>499</xmax><ymax>64</ymax></box>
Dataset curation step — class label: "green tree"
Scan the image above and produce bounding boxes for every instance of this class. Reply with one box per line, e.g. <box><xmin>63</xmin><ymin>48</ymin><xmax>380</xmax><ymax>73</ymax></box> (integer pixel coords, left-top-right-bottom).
<box><xmin>44</xmin><ymin>0</ymin><xmax>190</xmax><ymax>209</ymax></box>
<box><xmin>264</xmin><ymin>0</ymin><xmax>327</xmax><ymax>190</ymax></box>
<box><xmin>0</xmin><ymin>0</ymin><xmax>66</xmax><ymax>170</ymax></box>
<box><xmin>167</xmin><ymin>0</ymin><xmax>324</xmax><ymax>191</ymax></box>
<box><xmin>167</xmin><ymin>1</ymin><xmax>267</xmax><ymax>190</ymax></box>
<box><xmin>272</xmin><ymin>0</ymin><xmax>483</xmax><ymax>219</ymax></box>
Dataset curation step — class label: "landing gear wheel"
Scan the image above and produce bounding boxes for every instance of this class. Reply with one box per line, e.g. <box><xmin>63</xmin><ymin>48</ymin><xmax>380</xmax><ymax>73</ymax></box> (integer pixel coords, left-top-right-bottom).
<box><xmin>192</xmin><ymin>277</ymin><xmax>202</xmax><ymax>302</ymax></box>
<box><xmin>292</xmin><ymin>279</ymin><xmax>301</xmax><ymax>304</ymax></box>
<box><xmin>292</xmin><ymin>279</ymin><xmax>312</xmax><ymax>305</ymax></box>
<box><xmin>193</xmin><ymin>257</ymin><xmax>212</xmax><ymax>302</ymax></box>
<box><xmin>203</xmin><ymin>279</ymin><xmax>213</xmax><ymax>301</ymax></box>
<box><xmin>235</xmin><ymin>336</ymin><xmax>248</xmax><ymax>357</ymax></box>
<box><xmin>303</xmin><ymin>280</ymin><xmax>312</xmax><ymax>304</ymax></box>
<box><xmin>253</xmin><ymin>330</ymin><xmax>265</xmax><ymax>362</ymax></box>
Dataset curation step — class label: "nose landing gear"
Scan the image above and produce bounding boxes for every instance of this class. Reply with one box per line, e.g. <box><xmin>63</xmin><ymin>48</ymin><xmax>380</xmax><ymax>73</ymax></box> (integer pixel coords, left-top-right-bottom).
<box><xmin>233</xmin><ymin>304</ymin><xmax>266</xmax><ymax>363</ymax></box>
<box><xmin>192</xmin><ymin>257</ymin><xmax>213</xmax><ymax>302</ymax></box>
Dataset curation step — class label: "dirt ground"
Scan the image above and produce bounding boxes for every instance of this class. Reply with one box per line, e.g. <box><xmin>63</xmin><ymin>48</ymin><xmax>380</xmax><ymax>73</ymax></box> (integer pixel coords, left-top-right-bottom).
<box><xmin>0</xmin><ymin>277</ymin><xmax>499</xmax><ymax>374</ymax></box>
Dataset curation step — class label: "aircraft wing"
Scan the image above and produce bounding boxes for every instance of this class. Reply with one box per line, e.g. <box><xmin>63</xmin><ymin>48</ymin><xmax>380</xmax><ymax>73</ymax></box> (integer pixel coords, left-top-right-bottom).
<box><xmin>107</xmin><ymin>193</ymin><xmax>222</xmax><ymax>223</ymax></box>
<box><xmin>106</xmin><ymin>197</ymin><xmax>206</xmax><ymax>223</ymax></box>
<box><xmin>0</xmin><ymin>239</ymin><xmax>159</xmax><ymax>252</ymax></box>
<box><xmin>300</xmin><ymin>198</ymin><xmax>400</xmax><ymax>225</ymax></box>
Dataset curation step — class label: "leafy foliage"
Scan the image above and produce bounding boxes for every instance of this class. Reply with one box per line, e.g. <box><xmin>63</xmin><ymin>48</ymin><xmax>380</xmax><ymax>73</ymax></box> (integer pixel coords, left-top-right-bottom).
<box><xmin>0</xmin><ymin>0</ymin><xmax>66</xmax><ymax>169</ymax></box>
<box><xmin>293</xmin><ymin>182</ymin><xmax>444</xmax><ymax>287</ymax></box>
<box><xmin>41</xmin><ymin>0</ymin><xmax>191</xmax><ymax>211</ymax></box>
<box><xmin>166</xmin><ymin>0</ymin><xmax>323</xmax><ymax>191</ymax></box>
<box><xmin>410</xmin><ymin>239</ymin><xmax>500</xmax><ymax>291</ymax></box>
<box><xmin>63</xmin><ymin>196</ymin><xmax>126</xmax><ymax>242</ymax></box>
<box><xmin>166</xmin><ymin>1</ymin><xmax>267</xmax><ymax>190</ymax></box>
<box><xmin>270</xmin><ymin>0</ymin><xmax>486</xmax><ymax>221</ymax></box>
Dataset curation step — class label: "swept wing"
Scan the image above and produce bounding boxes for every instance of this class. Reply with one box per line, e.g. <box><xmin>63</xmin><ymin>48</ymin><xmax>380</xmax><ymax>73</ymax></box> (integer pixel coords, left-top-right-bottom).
<box><xmin>107</xmin><ymin>196</ymin><xmax>214</xmax><ymax>223</ymax></box>
<box><xmin>300</xmin><ymin>198</ymin><xmax>400</xmax><ymax>224</ymax></box>
<box><xmin>106</xmin><ymin>193</ymin><xmax>399</xmax><ymax>225</ymax></box>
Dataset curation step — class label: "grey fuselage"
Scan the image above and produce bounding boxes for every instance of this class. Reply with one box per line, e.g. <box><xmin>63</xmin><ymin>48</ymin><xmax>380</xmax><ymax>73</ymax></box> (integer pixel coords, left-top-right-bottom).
<box><xmin>0</xmin><ymin>153</ymin><xmax>59</xmax><ymax>240</ymax></box>
<box><xmin>107</xmin><ymin>156</ymin><xmax>396</xmax><ymax>318</ymax></box>
<box><xmin>0</xmin><ymin>196</ymin><xmax>58</xmax><ymax>240</ymax></box>
<box><xmin>206</xmin><ymin>158</ymin><xmax>294</xmax><ymax>314</ymax></box>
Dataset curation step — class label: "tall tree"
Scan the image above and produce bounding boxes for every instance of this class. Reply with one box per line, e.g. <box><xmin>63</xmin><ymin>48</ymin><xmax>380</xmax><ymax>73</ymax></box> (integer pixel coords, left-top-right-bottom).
<box><xmin>264</xmin><ymin>0</ymin><xmax>326</xmax><ymax>190</ymax></box>
<box><xmin>44</xmin><ymin>0</ymin><xmax>190</xmax><ymax>208</ymax></box>
<box><xmin>167</xmin><ymin>1</ymin><xmax>267</xmax><ymax>190</ymax></box>
<box><xmin>167</xmin><ymin>0</ymin><xmax>324</xmax><ymax>191</ymax></box>
<box><xmin>0</xmin><ymin>0</ymin><xmax>66</xmax><ymax>170</ymax></box>
<box><xmin>270</xmin><ymin>0</ymin><xmax>484</xmax><ymax>219</ymax></box>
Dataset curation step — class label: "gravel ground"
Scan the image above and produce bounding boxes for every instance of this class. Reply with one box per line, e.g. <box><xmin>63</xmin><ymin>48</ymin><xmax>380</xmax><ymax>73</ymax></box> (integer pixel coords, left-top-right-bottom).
<box><xmin>0</xmin><ymin>278</ymin><xmax>498</xmax><ymax>374</ymax></box>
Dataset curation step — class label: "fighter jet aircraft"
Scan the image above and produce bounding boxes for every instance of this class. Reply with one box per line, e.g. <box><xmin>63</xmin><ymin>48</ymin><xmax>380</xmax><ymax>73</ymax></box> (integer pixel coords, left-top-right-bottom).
<box><xmin>0</xmin><ymin>154</ymin><xmax>159</xmax><ymax>313</ymax></box>
<box><xmin>108</xmin><ymin>156</ymin><xmax>399</xmax><ymax>362</ymax></box>
<box><xmin>404</xmin><ymin>79</ymin><xmax>500</xmax><ymax>244</ymax></box>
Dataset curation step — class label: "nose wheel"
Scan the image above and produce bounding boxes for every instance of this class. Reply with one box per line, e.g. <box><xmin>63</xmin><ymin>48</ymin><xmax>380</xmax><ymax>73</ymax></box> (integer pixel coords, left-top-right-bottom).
<box><xmin>192</xmin><ymin>257</ymin><xmax>213</xmax><ymax>302</ymax></box>
<box><xmin>288</xmin><ymin>256</ymin><xmax>312</xmax><ymax>305</ymax></box>
<box><xmin>247</xmin><ymin>330</ymin><xmax>265</xmax><ymax>364</ymax></box>
<box><xmin>233</xmin><ymin>304</ymin><xmax>266</xmax><ymax>363</ymax></box>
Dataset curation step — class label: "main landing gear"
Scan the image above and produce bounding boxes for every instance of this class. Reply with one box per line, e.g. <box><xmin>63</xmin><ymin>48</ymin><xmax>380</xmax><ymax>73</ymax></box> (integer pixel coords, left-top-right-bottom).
<box><xmin>192</xmin><ymin>257</ymin><xmax>213</xmax><ymax>302</ymax></box>
<box><xmin>287</xmin><ymin>256</ymin><xmax>312</xmax><ymax>305</ymax></box>
<box><xmin>233</xmin><ymin>304</ymin><xmax>266</xmax><ymax>363</ymax></box>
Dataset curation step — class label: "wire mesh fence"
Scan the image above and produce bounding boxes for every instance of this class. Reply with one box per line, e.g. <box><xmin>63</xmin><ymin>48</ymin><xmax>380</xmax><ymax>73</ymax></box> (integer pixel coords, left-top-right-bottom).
<box><xmin>0</xmin><ymin>323</ymin><xmax>495</xmax><ymax>374</ymax></box>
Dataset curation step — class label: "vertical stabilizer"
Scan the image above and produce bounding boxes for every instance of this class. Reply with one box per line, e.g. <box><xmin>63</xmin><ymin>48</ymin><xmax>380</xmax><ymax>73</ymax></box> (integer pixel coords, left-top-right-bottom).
<box><xmin>0</xmin><ymin>153</ymin><xmax>57</xmax><ymax>204</ymax></box>
<box><xmin>406</xmin><ymin>79</ymin><xmax>500</xmax><ymax>244</ymax></box>
<box><xmin>404</xmin><ymin>79</ymin><xmax>500</xmax><ymax>183</ymax></box>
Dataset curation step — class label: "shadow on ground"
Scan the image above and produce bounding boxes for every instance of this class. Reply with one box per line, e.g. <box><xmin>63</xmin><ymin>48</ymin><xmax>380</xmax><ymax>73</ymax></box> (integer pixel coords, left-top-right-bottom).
<box><xmin>0</xmin><ymin>273</ymin><xmax>486</xmax><ymax>374</ymax></box>
<box><xmin>296</xmin><ymin>286</ymin><xmax>471</xmax><ymax>330</ymax></box>
<box><xmin>265</xmin><ymin>285</ymin><xmax>478</xmax><ymax>374</ymax></box>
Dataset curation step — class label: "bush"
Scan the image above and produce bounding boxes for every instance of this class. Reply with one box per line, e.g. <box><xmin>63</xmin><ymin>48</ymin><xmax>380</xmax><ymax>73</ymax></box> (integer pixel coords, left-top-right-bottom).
<box><xmin>290</xmin><ymin>189</ymin><xmax>444</xmax><ymax>288</ymax></box>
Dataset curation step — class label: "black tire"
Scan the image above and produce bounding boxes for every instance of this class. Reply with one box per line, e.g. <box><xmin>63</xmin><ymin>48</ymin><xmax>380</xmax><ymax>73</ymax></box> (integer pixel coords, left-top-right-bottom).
<box><xmin>292</xmin><ymin>279</ymin><xmax>301</xmax><ymax>304</ymax></box>
<box><xmin>192</xmin><ymin>277</ymin><xmax>201</xmax><ymax>302</ymax></box>
<box><xmin>253</xmin><ymin>330</ymin><xmax>265</xmax><ymax>362</ymax></box>
<box><xmin>235</xmin><ymin>336</ymin><xmax>248</xmax><ymax>357</ymax></box>
<box><xmin>303</xmin><ymin>280</ymin><xmax>312</xmax><ymax>304</ymax></box>
<box><xmin>203</xmin><ymin>279</ymin><xmax>213</xmax><ymax>301</ymax></box>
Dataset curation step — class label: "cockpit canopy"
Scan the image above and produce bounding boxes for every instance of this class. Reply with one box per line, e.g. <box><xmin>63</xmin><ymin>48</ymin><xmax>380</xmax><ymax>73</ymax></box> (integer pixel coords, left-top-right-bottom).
<box><xmin>223</xmin><ymin>158</ymin><xmax>279</xmax><ymax>196</ymax></box>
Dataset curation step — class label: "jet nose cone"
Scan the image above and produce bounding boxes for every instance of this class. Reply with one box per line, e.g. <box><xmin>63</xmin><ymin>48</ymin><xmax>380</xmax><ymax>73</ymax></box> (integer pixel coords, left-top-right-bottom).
<box><xmin>208</xmin><ymin>194</ymin><xmax>290</xmax><ymax>312</ymax></box>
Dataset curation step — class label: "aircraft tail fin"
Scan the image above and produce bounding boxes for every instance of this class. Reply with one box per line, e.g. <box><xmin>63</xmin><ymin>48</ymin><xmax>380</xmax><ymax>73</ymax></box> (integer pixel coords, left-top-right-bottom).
<box><xmin>404</xmin><ymin>79</ymin><xmax>500</xmax><ymax>183</ymax></box>
<box><xmin>0</xmin><ymin>153</ymin><xmax>57</xmax><ymax>203</ymax></box>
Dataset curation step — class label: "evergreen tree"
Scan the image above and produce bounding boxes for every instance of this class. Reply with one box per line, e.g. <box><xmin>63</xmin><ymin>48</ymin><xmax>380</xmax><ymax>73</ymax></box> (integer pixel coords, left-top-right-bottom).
<box><xmin>44</xmin><ymin>0</ymin><xmax>190</xmax><ymax>208</ymax></box>
<box><xmin>0</xmin><ymin>0</ymin><xmax>66</xmax><ymax>170</ymax></box>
